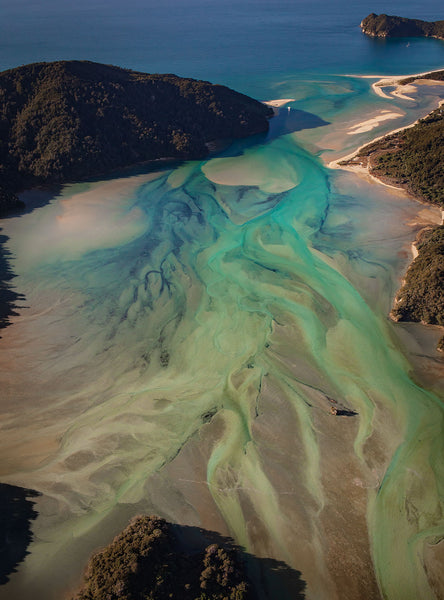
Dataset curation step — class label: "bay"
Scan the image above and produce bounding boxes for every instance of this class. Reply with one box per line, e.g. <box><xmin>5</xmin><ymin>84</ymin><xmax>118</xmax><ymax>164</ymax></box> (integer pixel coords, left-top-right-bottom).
<box><xmin>0</xmin><ymin>1</ymin><xmax>443</xmax><ymax>599</ymax></box>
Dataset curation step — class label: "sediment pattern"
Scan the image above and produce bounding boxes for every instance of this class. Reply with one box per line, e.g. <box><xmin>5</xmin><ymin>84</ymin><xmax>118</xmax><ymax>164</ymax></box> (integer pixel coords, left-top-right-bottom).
<box><xmin>0</xmin><ymin>133</ymin><xmax>443</xmax><ymax>600</ymax></box>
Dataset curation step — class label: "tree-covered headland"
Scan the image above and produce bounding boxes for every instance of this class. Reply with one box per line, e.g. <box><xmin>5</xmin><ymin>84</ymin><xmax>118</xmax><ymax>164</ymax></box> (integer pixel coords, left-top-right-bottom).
<box><xmin>340</xmin><ymin>86</ymin><xmax>444</xmax><ymax>349</ymax></box>
<box><xmin>0</xmin><ymin>60</ymin><xmax>272</xmax><ymax>214</ymax></box>
<box><xmin>391</xmin><ymin>226</ymin><xmax>444</xmax><ymax>333</ymax></box>
<box><xmin>361</xmin><ymin>14</ymin><xmax>444</xmax><ymax>39</ymax></box>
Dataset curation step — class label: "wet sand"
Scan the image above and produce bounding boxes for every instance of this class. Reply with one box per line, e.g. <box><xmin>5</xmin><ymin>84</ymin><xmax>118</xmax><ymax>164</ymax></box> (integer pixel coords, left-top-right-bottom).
<box><xmin>346</xmin><ymin>110</ymin><xmax>403</xmax><ymax>135</ymax></box>
<box><xmin>0</xmin><ymin>84</ymin><xmax>443</xmax><ymax>600</ymax></box>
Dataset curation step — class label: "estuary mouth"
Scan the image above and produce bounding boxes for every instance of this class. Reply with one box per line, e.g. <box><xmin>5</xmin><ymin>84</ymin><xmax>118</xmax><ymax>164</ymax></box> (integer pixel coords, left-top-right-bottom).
<box><xmin>1</xmin><ymin>2</ymin><xmax>444</xmax><ymax>598</ymax></box>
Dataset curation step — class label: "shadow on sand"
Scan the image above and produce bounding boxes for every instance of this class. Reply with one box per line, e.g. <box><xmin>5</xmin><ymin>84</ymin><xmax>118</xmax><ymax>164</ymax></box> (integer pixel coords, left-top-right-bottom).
<box><xmin>0</xmin><ymin>489</ymin><xmax>305</xmax><ymax>598</ymax></box>
<box><xmin>0</xmin><ymin>104</ymin><xmax>328</xmax><ymax>338</ymax></box>
<box><xmin>0</xmin><ymin>233</ymin><xmax>26</xmax><ymax>334</ymax></box>
<box><xmin>0</xmin><ymin>483</ymin><xmax>41</xmax><ymax>585</ymax></box>
<box><xmin>172</xmin><ymin>522</ymin><xmax>306</xmax><ymax>600</ymax></box>
<box><xmin>336</xmin><ymin>408</ymin><xmax>358</xmax><ymax>417</ymax></box>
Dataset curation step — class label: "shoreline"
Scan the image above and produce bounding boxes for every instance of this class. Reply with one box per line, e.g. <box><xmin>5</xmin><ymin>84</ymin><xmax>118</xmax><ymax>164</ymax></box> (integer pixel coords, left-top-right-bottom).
<box><xmin>262</xmin><ymin>98</ymin><xmax>295</xmax><ymax>115</ymax></box>
<box><xmin>328</xmin><ymin>68</ymin><xmax>444</xmax><ymax>349</ymax></box>
<box><xmin>327</xmin><ymin>65</ymin><xmax>444</xmax><ymax>199</ymax></box>
<box><xmin>328</xmin><ymin>99</ymin><xmax>444</xmax><ymax>213</ymax></box>
<box><xmin>326</xmin><ymin>66</ymin><xmax>444</xmax><ymax>157</ymax></box>
<box><xmin>369</xmin><ymin>71</ymin><xmax>444</xmax><ymax>101</ymax></box>
<box><xmin>346</xmin><ymin>66</ymin><xmax>444</xmax><ymax>87</ymax></box>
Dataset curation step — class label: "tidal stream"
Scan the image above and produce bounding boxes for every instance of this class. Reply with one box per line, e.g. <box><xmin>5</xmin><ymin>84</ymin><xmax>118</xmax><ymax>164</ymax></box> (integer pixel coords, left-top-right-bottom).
<box><xmin>0</xmin><ymin>80</ymin><xmax>443</xmax><ymax>600</ymax></box>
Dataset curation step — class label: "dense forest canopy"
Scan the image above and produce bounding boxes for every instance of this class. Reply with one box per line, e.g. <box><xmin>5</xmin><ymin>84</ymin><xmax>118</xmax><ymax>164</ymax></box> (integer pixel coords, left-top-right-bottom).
<box><xmin>354</xmin><ymin>107</ymin><xmax>444</xmax><ymax>207</ymax></box>
<box><xmin>0</xmin><ymin>60</ymin><xmax>272</xmax><ymax>214</ymax></box>
<box><xmin>341</xmin><ymin>102</ymin><xmax>444</xmax><ymax>349</ymax></box>
<box><xmin>361</xmin><ymin>13</ymin><xmax>444</xmax><ymax>39</ymax></box>
<box><xmin>72</xmin><ymin>515</ymin><xmax>253</xmax><ymax>600</ymax></box>
<box><xmin>391</xmin><ymin>226</ymin><xmax>444</xmax><ymax>340</ymax></box>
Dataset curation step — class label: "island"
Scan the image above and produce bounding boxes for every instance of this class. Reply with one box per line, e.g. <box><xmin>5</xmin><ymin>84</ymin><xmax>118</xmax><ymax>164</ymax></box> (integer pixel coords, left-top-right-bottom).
<box><xmin>361</xmin><ymin>13</ymin><xmax>444</xmax><ymax>40</ymax></box>
<box><xmin>339</xmin><ymin>82</ymin><xmax>444</xmax><ymax>349</ymax></box>
<box><xmin>0</xmin><ymin>61</ymin><xmax>273</xmax><ymax>215</ymax></box>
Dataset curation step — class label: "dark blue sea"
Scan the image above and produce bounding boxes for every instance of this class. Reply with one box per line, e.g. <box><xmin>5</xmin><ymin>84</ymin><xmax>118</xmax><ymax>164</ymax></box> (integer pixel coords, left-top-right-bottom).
<box><xmin>1</xmin><ymin>0</ymin><xmax>443</xmax><ymax>96</ymax></box>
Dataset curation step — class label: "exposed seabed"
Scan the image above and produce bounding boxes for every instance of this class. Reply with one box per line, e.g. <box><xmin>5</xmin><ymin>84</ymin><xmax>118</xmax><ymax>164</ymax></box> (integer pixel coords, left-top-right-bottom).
<box><xmin>0</xmin><ymin>84</ymin><xmax>443</xmax><ymax>600</ymax></box>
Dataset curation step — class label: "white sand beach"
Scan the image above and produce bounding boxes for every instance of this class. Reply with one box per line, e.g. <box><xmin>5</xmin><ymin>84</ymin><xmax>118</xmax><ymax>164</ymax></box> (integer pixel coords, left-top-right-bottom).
<box><xmin>263</xmin><ymin>98</ymin><xmax>295</xmax><ymax>108</ymax></box>
<box><xmin>262</xmin><ymin>98</ymin><xmax>295</xmax><ymax>114</ymax></box>
<box><xmin>328</xmin><ymin>100</ymin><xmax>444</xmax><ymax>174</ymax></box>
<box><xmin>353</xmin><ymin>68</ymin><xmax>444</xmax><ymax>101</ymax></box>
<box><xmin>346</xmin><ymin>110</ymin><xmax>403</xmax><ymax>135</ymax></box>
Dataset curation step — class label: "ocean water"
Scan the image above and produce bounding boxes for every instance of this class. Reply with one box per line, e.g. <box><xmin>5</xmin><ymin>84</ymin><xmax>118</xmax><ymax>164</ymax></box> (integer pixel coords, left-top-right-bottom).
<box><xmin>1</xmin><ymin>0</ymin><xmax>444</xmax><ymax>94</ymax></box>
<box><xmin>0</xmin><ymin>1</ymin><xmax>444</xmax><ymax>599</ymax></box>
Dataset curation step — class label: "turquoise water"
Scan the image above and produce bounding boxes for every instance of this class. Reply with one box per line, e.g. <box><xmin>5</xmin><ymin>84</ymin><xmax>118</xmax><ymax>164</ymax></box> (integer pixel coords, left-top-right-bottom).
<box><xmin>0</xmin><ymin>2</ymin><xmax>444</xmax><ymax>599</ymax></box>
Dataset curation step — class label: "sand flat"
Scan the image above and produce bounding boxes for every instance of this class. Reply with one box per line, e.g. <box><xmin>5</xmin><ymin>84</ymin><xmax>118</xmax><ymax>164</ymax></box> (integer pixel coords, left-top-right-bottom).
<box><xmin>346</xmin><ymin>111</ymin><xmax>403</xmax><ymax>135</ymax></box>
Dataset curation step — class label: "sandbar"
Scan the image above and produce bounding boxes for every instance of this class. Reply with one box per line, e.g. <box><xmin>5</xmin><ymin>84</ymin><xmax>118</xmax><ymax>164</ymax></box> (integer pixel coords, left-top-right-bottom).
<box><xmin>328</xmin><ymin>99</ymin><xmax>444</xmax><ymax>174</ymax></box>
<box><xmin>262</xmin><ymin>98</ymin><xmax>295</xmax><ymax>115</ymax></box>
<box><xmin>346</xmin><ymin>110</ymin><xmax>403</xmax><ymax>135</ymax></box>
<box><xmin>354</xmin><ymin>68</ymin><xmax>444</xmax><ymax>101</ymax></box>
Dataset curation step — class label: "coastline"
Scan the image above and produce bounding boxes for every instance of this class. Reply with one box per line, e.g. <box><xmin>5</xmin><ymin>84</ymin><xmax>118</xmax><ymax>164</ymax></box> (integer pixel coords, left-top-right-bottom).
<box><xmin>0</xmin><ymin>75</ymin><xmax>443</xmax><ymax>598</ymax></box>
<box><xmin>328</xmin><ymin>111</ymin><xmax>444</xmax><ymax>215</ymax></box>
<box><xmin>328</xmin><ymin>66</ymin><xmax>444</xmax><ymax>199</ymax></box>
<box><xmin>349</xmin><ymin>68</ymin><xmax>444</xmax><ymax>100</ymax></box>
<box><xmin>328</xmin><ymin>68</ymin><xmax>444</xmax><ymax>351</ymax></box>
<box><xmin>262</xmin><ymin>98</ymin><xmax>296</xmax><ymax>115</ymax></box>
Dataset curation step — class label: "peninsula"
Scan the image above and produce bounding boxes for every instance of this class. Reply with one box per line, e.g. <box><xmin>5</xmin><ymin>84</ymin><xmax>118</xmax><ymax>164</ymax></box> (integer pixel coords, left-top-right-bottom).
<box><xmin>0</xmin><ymin>61</ymin><xmax>273</xmax><ymax>215</ymax></box>
<box><xmin>361</xmin><ymin>13</ymin><xmax>444</xmax><ymax>40</ymax></box>
<box><xmin>339</xmin><ymin>76</ymin><xmax>444</xmax><ymax>349</ymax></box>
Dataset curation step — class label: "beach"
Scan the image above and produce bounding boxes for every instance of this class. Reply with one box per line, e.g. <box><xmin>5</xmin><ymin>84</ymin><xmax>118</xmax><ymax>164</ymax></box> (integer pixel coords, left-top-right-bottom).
<box><xmin>262</xmin><ymin>98</ymin><xmax>296</xmax><ymax>115</ymax></box>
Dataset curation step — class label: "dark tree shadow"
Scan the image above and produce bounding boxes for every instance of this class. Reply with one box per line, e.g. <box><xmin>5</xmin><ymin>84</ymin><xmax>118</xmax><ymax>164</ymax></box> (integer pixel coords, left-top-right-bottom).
<box><xmin>213</xmin><ymin>106</ymin><xmax>329</xmax><ymax>161</ymax></box>
<box><xmin>0</xmin><ymin>501</ymin><xmax>305</xmax><ymax>598</ymax></box>
<box><xmin>171</xmin><ymin>523</ymin><xmax>306</xmax><ymax>600</ymax></box>
<box><xmin>0</xmin><ymin>233</ymin><xmax>26</xmax><ymax>334</ymax></box>
<box><xmin>0</xmin><ymin>104</ymin><xmax>328</xmax><ymax>338</ymax></box>
<box><xmin>265</xmin><ymin>107</ymin><xmax>329</xmax><ymax>141</ymax></box>
<box><xmin>326</xmin><ymin>396</ymin><xmax>358</xmax><ymax>418</ymax></box>
<box><xmin>0</xmin><ymin>483</ymin><xmax>41</xmax><ymax>585</ymax></box>
<box><xmin>336</xmin><ymin>408</ymin><xmax>358</xmax><ymax>417</ymax></box>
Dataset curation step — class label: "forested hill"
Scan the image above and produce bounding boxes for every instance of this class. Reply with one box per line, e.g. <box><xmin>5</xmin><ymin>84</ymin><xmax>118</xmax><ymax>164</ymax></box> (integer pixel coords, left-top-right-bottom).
<box><xmin>361</xmin><ymin>14</ymin><xmax>444</xmax><ymax>39</ymax></box>
<box><xmin>391</xmin><ymin>225</ymin><xmax>444</xmax><ymax>350</ymax></box>
<box><xmin>348</xmin><ymin>107</ymin><xmax>444</xmax><ymax>207</ymax></box>
<box><xmin>0</xmin><ymin>61</ymin><xmax>273</xmax><ymax>214</ymax></box>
